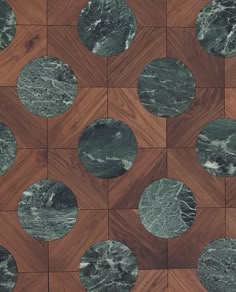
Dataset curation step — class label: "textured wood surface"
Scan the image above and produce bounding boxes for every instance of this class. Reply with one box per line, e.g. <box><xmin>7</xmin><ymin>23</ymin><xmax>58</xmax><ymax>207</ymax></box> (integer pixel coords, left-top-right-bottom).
<box><xmin>49</xmin><ymin>272</ymin><xmax>84</xmax><ymax>292</ymax></box>
<box><xmin>14</xmin><ymin>273</ymin><xmax>48</xmax><ymax>292</ymax></box>
<box><xmin>133</xmin><ymin>270</ymin><xmax>168</xmax><ymax>292</ymax></box>
<box><xmin>226</xmin><ymin>208</ymin><xmax>236</xmax><ymax>237</ymax></box>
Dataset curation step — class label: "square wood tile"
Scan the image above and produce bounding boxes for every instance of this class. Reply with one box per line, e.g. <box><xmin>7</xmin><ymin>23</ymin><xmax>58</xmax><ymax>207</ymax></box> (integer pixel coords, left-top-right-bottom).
<box><xmin>15</xmin><ymin>273</ymin><xmax>48</xmax><ymax>292</ymax></box>
<box><xmin>49</xmin><ymin>272</ymin><xmax>84</xmax><ymax>292</ymax></box>
<box><xmin>225</xmin><ymin>88</ymin><xmax>236</xmax><ymax>119</ymax></box>
<box><xmin>226</xmin><ymin>208</ymin><xmax>236</xmax><ymax>237</ymax></box>
<box><xmin>133</xmin><ymin>270</ymin><xmax>167</xmax><ymax>292</ymax></box>
<box><xmin>226</xmin><ymin>178</ymin><xmax>236</xmax><ymax>207</ymax></box>
<box><xmin>225</xmin><ymin>58</ymin><xmax>236</xmax><ymax>87</ymax></box>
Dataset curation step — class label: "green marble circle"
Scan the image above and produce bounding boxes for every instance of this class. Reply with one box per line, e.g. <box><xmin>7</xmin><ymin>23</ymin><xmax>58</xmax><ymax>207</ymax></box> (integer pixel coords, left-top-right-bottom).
<box><xmin>196</xmin><ymin>118</ymin><xmax>236</xmax><ymax>177</ymax></box>
<box><xmin>78</xmin><ymin>0</ymin><xmax>137</xmax><ymax>56</ymax></box>
<box><xmin>17</xmin><ymin>179</ymin><xmax>78</xmax><ymax>241</ymax></box>
<box><xmin>138</xmin><ymin>178</ymin><xmax>196</xmax><ymax>238</ymax></box>
<box><xmin>137</xmin><ymin>58</ymin><xmax>195</xmax><ymax>117</ymax></box>
<box><xmin>197</xmin><ymin>238</ymin><xmax>236</xmax><ymax>292</ymax></box>
<box><xmin>78</xmin><ymin>118</ymin><xmax>137</xmax><ymax>179</ymax></box>
<box><xmin>0</xmin><ymin>122</ymin><xmax>16</xmax><ymax>176</ymax></box>
<box><xmin>80</xmin><ymin>240</ymin><xmax>138</xmax><ymax>292</ymax></box>
<box><xmin>0</xmin><ymin>246</ymin><xmax>17</xmax><ymax>291</ymax></box>
<box><xmin>196</xmin><ymin>0</ymin><xmax>236</xmax><ymax>58</ymax></box>
<box><xmin>0</xmin><ymin>0</ymin><xmax>16</xmax><ymax>51</ymax></box>
<box><xmin>17</xmin><ymin>56</ymin><xmax>77</xmax><ymax>118</ymax></box>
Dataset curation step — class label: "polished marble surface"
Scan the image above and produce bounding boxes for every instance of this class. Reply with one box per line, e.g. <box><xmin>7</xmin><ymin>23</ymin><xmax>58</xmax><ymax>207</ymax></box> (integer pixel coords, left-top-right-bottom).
<box><xmin>197</xmin><ymin>238</ymin><xmax>236</xmax><ymax>292</ymax></box>
<box><xmin>80</xmin><ymin>240</ymin><xmax>138</xmax><ymax>291</ymax></box>
<box><xmin>0</xmin><ymin>246</ymin><xmax>17</xmax><ymax>292</ymax></box>
<box><xmin>138</xmin><ymin>178</ymin><xmax>196</xmax><ymax>238</ymax></box>
<box><xmin>78</xmin><ymin>118</ymin><xmax>137</xmax><ymax>178</ymax></box>
<box><xmin>17</xmin><ymin>56</ymin><xmax>77</xmax><ymax>118</ymax></box>
<box><xmin>196</xmin><ymin>0</ymin><xmax>236</xmax><ymax>58</ymax></box>
<box><xmin>137</xmin><ymin>58</ymin><xmax>195</xmax><ymax>117</ymax></box>
<box><xmin>196</xmin><ymin>118</ymin><xmax>236</xmax><ymax>177</ymax></box>
<box><xmin>78</xmin><ymin>0</ymin><xmax>137</xmax><ymax>56</ymax></box>
<box><xmin>18</xmin><ymin>179</ymin><xmax>78</xmax><ymax>241</ymax></box>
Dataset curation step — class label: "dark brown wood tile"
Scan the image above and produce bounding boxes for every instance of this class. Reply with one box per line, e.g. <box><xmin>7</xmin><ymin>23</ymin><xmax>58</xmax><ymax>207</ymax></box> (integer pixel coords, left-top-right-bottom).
<box><xmin>133</xmin><ymin>270</ymin><xmax>167</xmax><ymax>292</ymax></box>
<box><xmin>225</xmin><ymin>88</ymin><xmax>236</xmax><ymax>119</ymax></box>
<box><xmin>109</xmin><ymin>209</ymin><xmax>168</xmax><ymax>270</ymax></box>
<box><xmin>226</xmin><ymin>208</ymin><xmax>236</xmax><ymax>237</ymax></box>
<box><xmin>225</xmin><ymin>58</ymin><xmax>236</xmax><ymax>87</ymax></box>
<box><xmin>226</xmin><ymin>178</ymin><xmax>236</xmax><ymax>207</ymax></box>
<box><xmin>167</xmin><ymin>28</ymin><xmax>225</xmax><ymax>87</ymax></box>
<box><xmin>49</xmin><ymin>272</ymin><xmax>84</xmax><ymax>292</ymax></box>
<box><xmin>14</xmin><ymin>273</ymin><xmax>48</xmax><ymax>292</ymax></box>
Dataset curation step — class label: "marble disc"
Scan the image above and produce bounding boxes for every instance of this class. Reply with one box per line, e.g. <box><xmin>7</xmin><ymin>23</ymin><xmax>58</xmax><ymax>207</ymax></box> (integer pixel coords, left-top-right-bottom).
<box><xmin>138</xmin><ymin>178</ymin><xmax>196</xmax><ymax>238</ymax></box>
<box><xmin>79</xmin><ymin>240</ymin><xmax>138</xmax><ymax>292</ymax></box>
<box><xmin>0</xmin><ymin>0</ymin><xmax>16</xmax><ymax>50</ymax></box>
<box><xmin>137</xmin><ymin>58</ymin><xmax>195</xmax><ymax>117</ymax></box>
<box><xmin>196</xmin><ymin>118</ymin><xmax>236</xmax><ymax>177</ymax></box>
<box><xmin>197</xmin><ymin>238</ymin><xmax>236</xmax><ymax>292</ymax></box>
<box><xmin>0</xmin><ymin>245</ymin><xmax>18</xmax><ymax>292</ymax></box>
<box><xmin>17</xmin><ymin>56</ymin><xmax>77</xmax><ymax>118</ymax></box>
<box><xmin>78</xmin><ymin>0</ymin><xmax>137</xmax><ymax>56</ymax></box>
<box><xmin>78</xmin><ymin>118</ymin><xmax>137</xmax><ymax>179</ymax></box>
<box><xmin>17</xmin><ymin>179</ymin><xmax>78</xmax><ymax>241</ymax></box>
<box><xmin>196</xmin><ymin>0</ymin><xmax>236</xmax><ymax>58</ymax></box>
<box><xmin>0</xmin><ymin>122</ymin><xmax>16</xmax><ymax>176</ymax></box>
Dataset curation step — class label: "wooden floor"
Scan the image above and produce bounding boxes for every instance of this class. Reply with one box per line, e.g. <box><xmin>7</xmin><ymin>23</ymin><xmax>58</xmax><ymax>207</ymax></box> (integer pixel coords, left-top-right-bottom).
<box><xmin>0</xmin><ymin>0</ymin><xmax>235</xmax><ymax>291</ymax></box>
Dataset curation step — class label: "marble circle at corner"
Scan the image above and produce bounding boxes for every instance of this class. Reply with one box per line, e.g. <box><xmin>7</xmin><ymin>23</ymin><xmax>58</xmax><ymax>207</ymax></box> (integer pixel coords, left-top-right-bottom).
<box><xmin>196</xmin><ymin>0</ymin><xmax>236</xmax><ymax>58</ymax></box>
<box><xmin>137</xmin><ymin>58</ymin><xmax>195</xmax><ymax>118</ymax></box>
<box><xmin>78</xmin><ymin>118</ymin><xmax>138</xmax><ymax>179</ymax></box>
<box><xmin>17</xmin><ymin>179</ymin><xmax>78</xmax><ymax>241</ymax></box>
<box><xmin>138</xmin><ymin>178</ymin><xmax>196</xmax><ymax>238</ymax></box>
<box><xmin>196</xmin><ymin>118</ymin><xmax>236</xmax><ymax>177</ymax></box>
<box><xmin>78</xmin><ymin>0</ymin><xmax>137</xmax><ymax>56</ymax></box>
<box><xmin>17</xmin><ymin>56</ymin><xmax>77</xmax><ymax>118</ymax></box>
<box><xmin>79</xmin><ymin>240</ymin><xmax>138</xmax><ymax>292</ymax></box>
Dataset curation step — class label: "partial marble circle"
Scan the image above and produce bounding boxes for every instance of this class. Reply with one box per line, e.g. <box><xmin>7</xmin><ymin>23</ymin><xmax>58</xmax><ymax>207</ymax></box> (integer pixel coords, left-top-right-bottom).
<box><xmin>78</xmin><ymin>118</ymin><xmax>137</xmax><ymax>179</ymax></box>
<box><xmin>17</xmin><ymin>56</ymin><xmax>77</xmax><ymax>118</ymax></box>
<box><xmin>197</xmin><ymin>238</ymin><xmax>236</xmax><ymax>292</ymax></box>
<box><xmin>0</xmin><ymin>123</ymin><xmax>16</xmax><ymax>176</ymax></box>
<box><xmin>138</xmin><ymin>178</ymin><xmax>196</xmax><ymax>238</ymax></box>
<box><xmin>18</xmin><ymin>179</ymin><xmax>78</xmax><ymax>241</ymax></box>
<box><xmin>196</xmin><ymin>0</ymin><xmax>236</xmax><ymax>58</ymax></box>
<box><xmin>196</xmin><ymin>118</ymin><xmax>236</xmax><ymax>177</ymax></box>
<box><xmin>0</xmin><ymin>0</ymin><xmax>16</xmax><ymax>50</ymax></box>
<box><xmin>0</xmin><ymin>246</ymin><xmax>17</xmax><ymax>292</ymax></box>
<box><xmin>80</xmin><ymin>240</ymin><xmax>138</xmax><ymax>292</ymax></box>
<box><xmin>78</xmin><ymin>0</ymin><xmax>137</xmax><ymax>56</ymax></box>
<box><xmin>137</xmin><ymin>58</ymin><xmax>195</xmax><ymax>117</ymax></box>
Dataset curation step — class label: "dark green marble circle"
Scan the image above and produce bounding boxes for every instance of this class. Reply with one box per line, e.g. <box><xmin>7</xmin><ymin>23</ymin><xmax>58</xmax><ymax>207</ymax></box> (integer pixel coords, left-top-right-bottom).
<box><xmin>0</xmin><ymin>0</ymin><xmax>16</xmax><ymax>51</ymax></box>
<box><xmin>0</xmin><ymin>122</ymin><xmax>16</xmax><ymax>176</ymax></box>
<box><xmin>78</xmin><ymin>0</ymin><xmax>137</xmax><ymax>56</ymax></box>
<box><xmin>196</xmin><ymin>118</ymin><xmax>236</xmax><ymax>177</ymax></box>
<box><xmin>138</xmin><ymin>178</ymin><xmax>196</xmax><ymax>238</ymax></box>
<box><xmin>79</xmin><ymin>240</ymin><xmax>138</xmax><ymax>292</ymax></box>
<box><xmin>196</xmin><ymin>0</ymin><xmax>236</xmax><ymax>58</ymax></box>
<box><xmin>137</xmin><ymin>58</ymin><xmax>195</xmax><ymax>117</ymax></box>
<box><xmin>197</xmin><ymin>238</ymin><xmax>236</xmax><ymax>292</ymax></box>
<box><xmin>78</xmin><ymin>118</ymin><xmax>137</xmax><ymax>179</ymax></box>
<box><xmin>0</xmin><ymin>246</ymin><xmax>18</xmax><ymax>291</ymax></box>
<box><xmin>17</xmin><ymin>56</ymin><xmax>77</xmax><ymax>118</ymax></box>
<box><xmin>17</xmin><ymin>179</ymin><xmax>78</xmax><ymax>241</ymax></box>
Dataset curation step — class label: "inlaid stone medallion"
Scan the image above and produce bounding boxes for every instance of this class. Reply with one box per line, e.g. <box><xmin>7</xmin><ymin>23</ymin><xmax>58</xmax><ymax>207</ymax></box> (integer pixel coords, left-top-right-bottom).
<box><xmin>196</xmin><ymin>118</ymin><xmax>236</xmax><ymax>177</ymax></box>
<box><xmin>138</xmin><ymin>178</ymin><xmax>196</xmax><ymax>238</ymax></box>
<box><xmin>196</xmin><ymin>0</ymin><xmax>236</xmax><ymax>58</ymax></box>
<box><xmin>80</xmin><ymin>240</ymin><xmax>138</xmax><ymax>291</ymax></box>
<box><xmin>78</xmin><ymin>0</ymin><xmax>137</xmax><ymax>56</ymax></box>
<box><xmin>78</xmin><ymin>118</ymin><xmax>137</xmax><ymax>179</ymax></box>
<box><xmin>18</xmin><ymin>179</ymin><xmax>78</xmax><ymax>241</ymax></box>
<box><xmin>137</xmin><ymin>58</ymin><xmax>195</xmax><ymax>117</ymax></box>
<box><xmin>197</xmin><ymin>238</ymin><xmax>236</xmax><ymax>292</ymax></box>
<box><xmin>17</xmin><ymin>56</ymin><xmax>77</xmax><ymax>118</ymax></box>
<box><xmin>0</xmin><ymin>246</ymin><xmax>17</xmax><ymax>292</ymax></box>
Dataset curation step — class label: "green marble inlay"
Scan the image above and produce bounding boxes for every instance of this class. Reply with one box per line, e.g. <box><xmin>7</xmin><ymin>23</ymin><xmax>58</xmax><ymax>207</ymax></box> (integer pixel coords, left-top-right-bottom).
<box><xmin>196</xmin><ymin>0</ymin><xmax>236</xmax><ymax>57</ymax></box>
<box><xmin>0</xmin><ymin>123</ymin><xmax>16</xmax><ymax>176</ymax></box>
<box><xmin>0</xmin><ymin>0</ymin><xmax>16</xmax><ymax>50</ymax></box>
<box><xmin>18</xmin><ymin>179</ymin><xmax>78</xmax><ymax>241</ymax></box>
<box><xmin>78</xmin><ymin>0</ymin><xmax>137</xmax><ymax>56</ymax></box>
<box><xmin>137</xmin><ymin>58</ymin><xmax>195</xmax><ymax>117</ymax></box>
<box><xmin>80</xmin><ymin>240</ymin><xmax>138</xmax><ymax>292</ymax></box>
<box><xmin>138</xmin><ymin>179</ymin><xmax>196</xmax><ymax>238</ymax></box>
<box><xmin>196</xmin><ymin>118</ymin><xmax>236</xmax><ymax>177</ymax></box>
<box><xmin>0</xmin><ymin>246</ymin><xmax>17</xmax><ymax>292</ymax></box>
<box><xmin>17</xmin><ymin>56</ymin><xmax>77</xmax><ymax>118</ymax></box>
<box><xmin>78</xmin><ymin>118</ymin><xmax>137</xmax><ymax>179</ymax></box>
<box><xmin>197</xmin><ymin>238</ymin><xmax>236</xmax><ymax>292</ymax></box>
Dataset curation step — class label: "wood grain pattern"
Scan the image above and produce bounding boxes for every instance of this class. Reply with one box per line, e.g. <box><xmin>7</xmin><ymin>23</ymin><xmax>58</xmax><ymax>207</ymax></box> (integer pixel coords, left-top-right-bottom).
<box><xmin>225</xmin><ymin>58</ymin><xmax>236</xmax><ymax>87</ymax></box>
<box><xmin>167</xmin><ymin>28</ymin><xmax>225</xmax><ymax>88</ymax></box>
<box><xmin>225</xmin><ymin>88</ymin><xmax>236</xmax><ymax>119</ymax></box>
<box><xmin>168</xmin><ymin>148</ymin><xmax>225</xmax><ymax>207</ymax></box>
<box><xmin>14</xmin><ymin>273</ymin><xmax>48</xmax><ymax>292</ymax></box>
<box><xmin>226</xmin><ymin>178</ymin><xmax>236</xmax><ymax>207</ymax></box>
<box><xmin>49</xmin><ymin>272</ymin><xmax>84</xmax><ymax>292</ymax></box>
<box><xmin>109</xmin><ymin>209</ymin><xmax>168</xmax><ymax>270</ymax></box>
<box><xmin>133</xmin><ymin>270</ymin><xmax>167</xmax><ymax>292</ymax></box>
<box><xmin>226</xmin><ymin>208</ymin><xmax>236</xmax><ymax>237</ymax></box>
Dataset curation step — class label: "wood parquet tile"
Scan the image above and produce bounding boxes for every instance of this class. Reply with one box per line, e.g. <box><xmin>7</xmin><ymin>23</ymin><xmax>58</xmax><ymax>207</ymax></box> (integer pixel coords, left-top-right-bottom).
<box><xmin>14</xmin><ymin>273</ymin><xmax>48</xmax><ymax>292</ymax></box>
